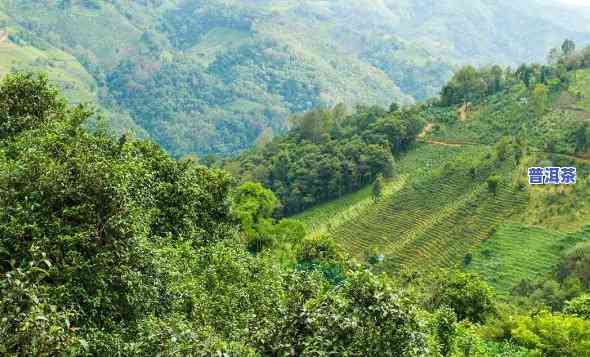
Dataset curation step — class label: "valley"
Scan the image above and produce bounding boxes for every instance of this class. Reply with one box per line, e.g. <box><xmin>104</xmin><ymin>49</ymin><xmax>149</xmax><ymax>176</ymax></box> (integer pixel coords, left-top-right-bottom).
<box><xmin>2</xmin><ymin>0</ymin><xmax>590</xmax><ymax>156</ymax></box>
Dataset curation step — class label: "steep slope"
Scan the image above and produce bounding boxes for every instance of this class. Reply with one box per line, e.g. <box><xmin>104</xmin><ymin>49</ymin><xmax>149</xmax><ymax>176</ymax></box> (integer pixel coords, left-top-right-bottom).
<box><xmin>292</xmin><ymin>65</ymin><xmax>590</xmax><ymax>291</ymax></box>
<box><xmin>323</xmin><ymin>144</ymin><xmax>529</xmax><ymax>270</ymax></box>
<box><xmin>1</xmin><ymin>0</ymin><xmax>590</xmax><ymax>156</ymax></box>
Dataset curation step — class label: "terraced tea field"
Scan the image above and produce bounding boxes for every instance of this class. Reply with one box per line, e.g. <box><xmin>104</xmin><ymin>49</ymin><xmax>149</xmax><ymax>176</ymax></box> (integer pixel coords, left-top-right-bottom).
<box><xmin>330</xmin><ymin>160</ymin><xmax>528</xmax><ymax>270</ymax></box>
<box><xmin>293</xmin><ymin>143</ymin><xmax>471</xmax><ymax>235</ymax></box>
<box><xmin>468</xmin><ymin>224</ymin><xmax>590</xmax><ymax>292</ymax></box>
<box><xmin>296</xmin><ymin>137</ymin><xmax>588</xmax><ymax>276</ymax></box>
<box><xmin>296</xmin><ymin>141</ymin><xmax>533</xmax><ymax>271</ymax></box>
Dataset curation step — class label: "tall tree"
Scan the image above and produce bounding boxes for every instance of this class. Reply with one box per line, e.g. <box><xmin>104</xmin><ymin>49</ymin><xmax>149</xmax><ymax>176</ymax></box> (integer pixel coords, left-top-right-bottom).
<box><xmin>562</xmin><ymin>39</ymin><xmax>576</xmax><ymax>56</ymax></box>
<box><xmin>372</xmin><ymin>174</ymin><xmax>384</xmax><ymax>202</ymax></box>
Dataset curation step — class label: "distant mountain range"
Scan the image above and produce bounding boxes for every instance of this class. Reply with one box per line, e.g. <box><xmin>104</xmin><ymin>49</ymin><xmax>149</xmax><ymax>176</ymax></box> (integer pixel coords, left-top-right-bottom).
<box><xmin>1</xmin><ymin>0</ymin><xmax>589</xmax><ymax>156</ymax></box>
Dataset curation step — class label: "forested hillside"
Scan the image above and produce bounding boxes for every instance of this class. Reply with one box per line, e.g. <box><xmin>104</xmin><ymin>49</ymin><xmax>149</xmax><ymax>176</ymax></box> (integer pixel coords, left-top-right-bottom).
<box><xmin>4</xmin><ymin>40</ymin><xmax>590</xmax><ymax>354</ymax></box>
<box><xmin>3</xmin><ymin>1</ymin><xmax>590</xmax><ymax>354</ymax></box>
<box><xmin>1</xmin><ymin>0</ymin><xmax>590</xmax><ymax>156</ymax></box>
<box><xmin>2</xmin><ymin>69</ymin><xmax>590</xmax><ymax>356</ymax></box>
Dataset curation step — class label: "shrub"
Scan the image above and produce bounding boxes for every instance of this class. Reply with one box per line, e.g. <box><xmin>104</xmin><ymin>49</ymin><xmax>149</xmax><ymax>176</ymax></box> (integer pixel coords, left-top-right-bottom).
<box><xmin>564</xmin><ymin>294</ymin><xmax>590</xmax><ymax>320</ymax></box>
<box><xmin>427</xmin><ymin>271</ymin><xmax>495</xmax><ymax>323</ymax></box>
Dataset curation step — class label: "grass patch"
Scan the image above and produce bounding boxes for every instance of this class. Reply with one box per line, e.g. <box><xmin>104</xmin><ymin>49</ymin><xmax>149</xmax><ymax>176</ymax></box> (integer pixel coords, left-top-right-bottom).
<box><xmin>468</xmin><ymin>224</ymin><xmax>590</xmax><ymax>293</ymax></box>
<box><xmin>569</xmin><ymin>69</ymin><xmax>590</xmax><ymax>112</ymax></box>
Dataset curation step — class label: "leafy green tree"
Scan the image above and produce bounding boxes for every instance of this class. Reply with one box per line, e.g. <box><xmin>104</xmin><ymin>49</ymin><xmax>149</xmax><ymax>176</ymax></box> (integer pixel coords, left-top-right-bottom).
<box><xmin>0</xmin><ymin>73</ymin><xmax>65</xmax><ymax>140</ymax></box>
<box><xmin>0</xmin><ymin>72</ymin><xmax>238</xmax><ymax>353</ymax></box>
<box><xmin>303</xmin><ymin>271</ymin><xmax>427</xmax><ymax>356</ymax></box>
<box><xmin>233</xmin><ymin>182</ymin><xmax>279</xmax><ymax>236</ymax></box>
<box><xmin>494</xmin><ymin>137</ymin><xmax>513</xmax><ymax>162</ymax></box>
<box><xmin>388</xmin><ymin>102</ymin><xmax>400</xmax><ymax>113</ymax></box>
<box><xmin>372</xmin><ymin>174</ymin><xmax>384</xmax><ymax>202</ymax></box>
<box><xmin>562</xmin><ymin>39</ymin><xmax>576</xmax><ymax>56</ymax></box>
<box><xmin>291</xmin><ymin>108</ymin><xmax>333</xmax><ymax>144</ymax></box>
<box><xmin>441</xmin><ymin>66</ymin><xmax>487</xmax><ymax>106</ymax></box>
<box><xmin>511</xmin><ymin>312</ymin><xmax>590</xmax><ymax>357</ymax></box>
<box><xmin>557</xmin><ymin>242</ymin><xmax>590</xmax><ymax>289</ymax></box>
<box><xmin>564</xmin><ymin>294</ymin><xmax>590</xmax><ymax>320</ymax></box>
<box><xmin>575</xmin><ymin>122</ymin><xmax>589</xmax><ymax>154</ymax></box>
<box><xmin>433</xmin><ymin>306</ymin><xmax>457</xmax><ymax>357</ymax></box>
<box><xmin>516</xmin><ymin>64</ymin><xmax>535</xmax><ymax>88</ymax></box>
<box><xmin>0</xmin><ymin>249</ymin><xmax>82</xmax><ymax>355</ymax></box>
<box><xmin>296</xmin><ymin>234</ymin><xmax>341</xmax><ymax>266</ymax></box>
<box><xmin>487</xmin><ymin>175</ymin><xmax>500</xmax><ymax>196</ymax></box>
<box><xmin>427</xmin><ymin>271</ymin><xmax>495</xmax><ymax>323</ymax></box>
<box><xmin>532</xmin><ymin>83</ymin><xmax>548</xmax><ymax>117</ymax></box>
<box><xmin>488</xmin><ymin>65</ymin><xmax>505</xmax><ymax>94</ymax></box>
<box><xmin>382</xmin><ymin>149</ymin><xmax>396</xmax><ymax>178</ymax></box>
<box><xmin>0</xmin><ymin>80</ymin><xmax>168</xmax><ymax>331</ymax></box>
<box><xmin>231</xmin><ymin>104</ymin><xmax>421</xmax><ymax>215</ymax></box>
<box><xmin>271</xmin><ymin>219</ymin><xmax>307</xmax><ymax>245</ymax></box>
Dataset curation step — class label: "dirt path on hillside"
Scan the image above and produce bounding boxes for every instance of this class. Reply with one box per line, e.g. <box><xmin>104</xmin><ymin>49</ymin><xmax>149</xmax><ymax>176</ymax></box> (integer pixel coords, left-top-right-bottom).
<box><xmin>418</xmin><ymin>123</ymin><xmax>466</xmax><ymax>147</ymax></box>
<box><xmin>0</xmin><ymin>31</ymin><xmax>15</xmax><ymax>48</ymax></box>
<box><xmin>419</xmin><ymin>134</ymin><xmax>590</xmax><ymax>163</ymax></box>
<box><xmin>418</xmin><ymin>139</ymin><xmax>465</xmax><ymax>147</ymax></box>
<box><xmin>530</xmin><ymin>150</ymin><xmax>590</xmax><ymax>164</ymax></box>
<box><xmin>418</xmin><ymin>122</ymin><xmax>479</xmax><ymax>147</ymax></box>
<box><xmin>418</xmin><ymin>123</ymin><xmax>434</xmax><ymax>139</ymax></box>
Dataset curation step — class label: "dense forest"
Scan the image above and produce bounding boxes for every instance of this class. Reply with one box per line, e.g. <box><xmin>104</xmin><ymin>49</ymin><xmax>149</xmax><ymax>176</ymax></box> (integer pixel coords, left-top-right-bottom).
<box><xmin>2</xmin><ymin>0</ymin><xmax>590</xmax><ymax>156</ymax></box>
<box><xmin>3</xmin><ymin>37</ymin><xmax>590</xmax><ymax>355</ymax></box>
<box><xmin>225</xmin><ymin>104</ymin><xmax>423</xmax><ymax>214</ymax></box>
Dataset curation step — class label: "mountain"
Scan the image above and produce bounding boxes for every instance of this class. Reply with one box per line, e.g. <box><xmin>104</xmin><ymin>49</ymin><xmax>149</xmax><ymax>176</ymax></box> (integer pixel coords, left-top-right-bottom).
<box><xmin>1</xmin><ymin>0</ymin><xmax>590</xmax><ymax>156</ymax></box>
<box><xmin>4</xmin><ymin>18</ymin><xmax>590</xmax><ymax>355</ymax></box>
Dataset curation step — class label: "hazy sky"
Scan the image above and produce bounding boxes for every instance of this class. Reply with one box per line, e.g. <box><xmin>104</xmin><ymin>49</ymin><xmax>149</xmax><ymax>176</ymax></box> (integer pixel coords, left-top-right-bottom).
<box><xmin>555</xmin><ymin>0</ymin><xmax>590</xmax><ymax>7</ymax></box>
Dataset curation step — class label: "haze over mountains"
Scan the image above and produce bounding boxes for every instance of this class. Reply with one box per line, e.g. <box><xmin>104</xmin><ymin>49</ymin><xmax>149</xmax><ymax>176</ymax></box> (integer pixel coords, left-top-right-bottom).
<box><xmin>1</xmin><ymin>0</ymin><xmax>589</xmax><ymax>156</ymax></box>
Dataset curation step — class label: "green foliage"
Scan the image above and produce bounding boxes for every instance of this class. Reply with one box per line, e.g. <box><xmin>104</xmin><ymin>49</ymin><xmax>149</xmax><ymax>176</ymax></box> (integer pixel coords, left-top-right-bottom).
<box><xmin>302</xmin><ymin>270</ymin><xmax>427</xmax><ymax>356</ymax></box>
<box><xmin>427</xmin><ymin>271</ymin><xmax>495</xmax><ymax>323</ymax></box>
<box><xmin>512</xmin><ymin>278</ymin><xmax>583</xmax><ymax>312</ymax></box>
<box><xmin>468</xmin><ymin>225</ymin><xmax>587</xmax><ymax>293</ymax></box>
<box><xmin>454</xmin><ymin>324</ymin><xmax>532</xmax><ymax>357</ymax></box>
<box><xmin>532</xmin><ymin>83</ymin><xmax>548</xmax><ymax>116</ymax></box>
<box><xmin>0</xmin><ymin>247</ymin><xmax>82</xmax><ymax>356</ymax></box>
<box><xmin>557</xmin><ymin>241</ymin><xmax>590</xmax><ymax>289</ymax></box>
<box><xmin>233</xmin><ymin>181</ymin><xmax>283</xmax><ymax>253</ymax></box>
<box><xmin>511</xmin><ymin>312</ymin><xmax>590</xmax><ymax>357</ymax></box>
<box><xmin>433</xmin><ymin>306</ymin><xmax>457</xmax><ymax>357</ymax></box>
<box><xmin>0</xmin><ymin>72</ymin><xmax>66</xmax><ymax>139</ymax></box>
<box><xmin>4</xmin><ymin>0</ymin><xmax>588</xmax><ymax>156</ymax></box>
<box><xmin>271</xmin><ymin>219</ymin><xmax>307</xmax><ymax>245</ymax></box>
<box><xmin>329</xmin><ymin>144</ymin><xmax>528</xmax><ymax>270</ymax></box>
<box><xmin>233</xmin><ymin>182</ymin><xmax>278</xmax><ymax>234</ymax></box>
<box><xmin>232</xmin><ymin>105</ymin><xmax>423</xmax><ymax>215</ymax></box>
<box><xmin>372</xmin><ymin>174</ymin><xmax>384</xmax><ymax>202</ymax></box>
<box><xmin>297</xmin><ymin>234</ymin><xmax>341</xmax><ymax>266</ymax></box>
<box><xmin>2</xmin><ymin>18</ymin><xmax>590</xmax><ymax>355</ymax></box>
<box><xmin>486</xmin><ymin>175</ymin><xmax>500</xmax><ymax>196</ymax></box>
<box><xmin>0</xmin><ymin>72</ymin><xmax>244</xmax><ymax>353</ymax></box>
<box><xmin>441</xmin><ymin>65</ymin><xmax>500</xmax><ymax>106</ymax></box>
<box><xmin>562</xmin><ymin>39</ymin><xmax>576</xmax><ymax>56</ymax></box>
<box><xmin>564</xmin><ymin>294</ymin><xmax>590</xmax><ymax>320</ymax></box>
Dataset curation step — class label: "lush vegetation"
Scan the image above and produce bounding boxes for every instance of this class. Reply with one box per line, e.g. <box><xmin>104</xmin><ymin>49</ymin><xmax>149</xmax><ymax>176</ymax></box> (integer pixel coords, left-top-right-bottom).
<box><xmin>1</xmin><ymin>71</ymin><xmax>564</xmax><ymax>356</ymax></box>
<box><xmin>2</xmin><ymin>0</ymin><xmax>590</xmax><ymax>156</ymax></box>
<box><xmin>0</xmin><ymin>72</ymin><xmax>436</xmax><ymax>355</ymax></box>
<box><xmin>232</xmin><ymin>42</ymin><xmax>590</xmax><ymax>354</ymax></box>
<box><xmin>225</xmin><ymin>104</ymin><xmax>423</xmax><ymax>214</ymax></box>
<box><xmin>428</xmin><ymin>42</ymin><xmax>590</xmax><ymax>158</ymax></box>
<box><xmin>3</xmin><ymin>24</ymin><xmax>590</xmax><ymax>353</ymax></box>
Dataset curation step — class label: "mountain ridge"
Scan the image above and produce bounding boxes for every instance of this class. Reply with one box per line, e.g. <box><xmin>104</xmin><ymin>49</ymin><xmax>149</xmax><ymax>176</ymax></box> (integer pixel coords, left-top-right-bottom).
<box><xmin>1</xmin><ymin>0</ymin><xmax>590</xmax><ymax>156</ymax></box>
